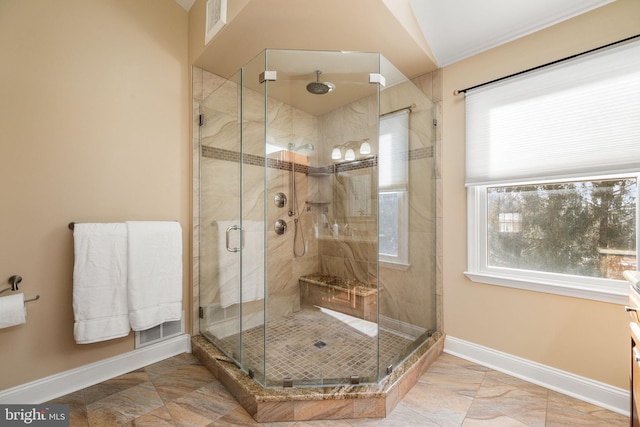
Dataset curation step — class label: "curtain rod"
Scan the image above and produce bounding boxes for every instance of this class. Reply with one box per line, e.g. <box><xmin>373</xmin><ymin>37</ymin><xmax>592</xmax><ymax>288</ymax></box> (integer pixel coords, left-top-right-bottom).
<box><xmin>381</xmin><ymin>104</ymin><xmax>415</xmax><ymax>117</ymax></box>
<box><xmin>453</xmin><ymin>34</ymin><xmax>640</xmax><ymax>96</ymax></box>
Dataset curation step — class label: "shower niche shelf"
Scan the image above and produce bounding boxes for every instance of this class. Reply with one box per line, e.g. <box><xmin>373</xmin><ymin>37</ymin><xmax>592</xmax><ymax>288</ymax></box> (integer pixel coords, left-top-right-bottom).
<box><xmin>305</xmin><ymin>200</ymin><xmax>330</xmax><ymax>205</ymax></box>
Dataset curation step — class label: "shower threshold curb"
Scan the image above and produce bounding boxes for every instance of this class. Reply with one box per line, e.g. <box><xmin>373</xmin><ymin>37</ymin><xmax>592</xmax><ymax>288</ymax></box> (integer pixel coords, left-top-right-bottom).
<box><xmin>191</xmin><ymin>331</ymin><xmax>444</xmax><ymax>422</ymax></box>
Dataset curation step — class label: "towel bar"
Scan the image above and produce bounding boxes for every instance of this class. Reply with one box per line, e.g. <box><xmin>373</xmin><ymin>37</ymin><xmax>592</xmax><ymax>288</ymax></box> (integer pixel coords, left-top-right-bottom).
<box><xmin>69</xmin><ymin>220</ymin><xmax>179</xmax><ymax>230</ymax></box>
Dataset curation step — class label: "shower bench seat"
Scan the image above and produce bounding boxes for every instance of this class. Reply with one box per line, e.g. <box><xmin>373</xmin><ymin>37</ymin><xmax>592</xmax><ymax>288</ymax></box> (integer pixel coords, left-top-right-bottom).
<box><xmin>299</xmin><ymin>274</ymin><xmax>377</xmax><ymax>322</ymax></box>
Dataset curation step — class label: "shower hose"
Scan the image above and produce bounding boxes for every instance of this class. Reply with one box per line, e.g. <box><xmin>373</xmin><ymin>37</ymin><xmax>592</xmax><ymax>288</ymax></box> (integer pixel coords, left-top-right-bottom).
<box><xmin>291</xmin><ymin>162</ymin><xmax>306</xmax><ymax>258</ymax></box>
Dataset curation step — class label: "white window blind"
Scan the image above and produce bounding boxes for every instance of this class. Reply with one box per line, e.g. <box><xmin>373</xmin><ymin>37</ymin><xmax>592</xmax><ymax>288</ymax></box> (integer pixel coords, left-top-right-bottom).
<box><xmin>465</xmin><ymin>40</ymin><xmax>640</xmax><ymax>186</ymax></box>
<box><xmin>379</xmin><ymin>110</ymin><xmax>409</xmax><ymax>190</ymax></box>
<box><xmin>379</xmin><ymin>109</ymin><xmax>410</xmax><ymax>268</ymax></box>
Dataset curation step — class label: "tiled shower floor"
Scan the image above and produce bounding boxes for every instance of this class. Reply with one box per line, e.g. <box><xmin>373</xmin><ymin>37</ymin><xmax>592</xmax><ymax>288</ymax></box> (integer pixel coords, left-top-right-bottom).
<box><xmin>206</xmin><ymin>306</ymin><xmax>414</xmax><ymax>386</ymax></box>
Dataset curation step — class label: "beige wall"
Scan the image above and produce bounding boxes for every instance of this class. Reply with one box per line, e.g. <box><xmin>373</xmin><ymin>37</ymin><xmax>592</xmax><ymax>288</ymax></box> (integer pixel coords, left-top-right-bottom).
<box><xmin>442</xmin><ymin>0</ymin><xmax>639</xmax><ymax>389</ymax></box>
<box><xmin>0</xmin><ymin>0</ymin><xmax>190</xmax><ymax>390</ymax></box>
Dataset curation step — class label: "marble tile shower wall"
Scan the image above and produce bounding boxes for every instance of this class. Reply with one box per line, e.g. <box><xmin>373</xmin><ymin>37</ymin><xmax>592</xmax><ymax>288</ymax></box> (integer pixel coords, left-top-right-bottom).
<box><xmin>192</xmin><ymin>65</ymin><xmax>443</xmax><ymax>335</ymax></box>
<box><xmin>317</xmin><ymin>97</ymin><xmax>377</xmax><ymax>286</ymax></box>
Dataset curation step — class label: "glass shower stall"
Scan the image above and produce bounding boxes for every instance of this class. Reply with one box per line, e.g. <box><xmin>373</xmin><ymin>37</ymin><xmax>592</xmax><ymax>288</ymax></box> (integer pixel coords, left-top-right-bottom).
<box><xmin>198</xmin><ymin>49</ymin><xmax>436</xmax><ymax>388</ymax></box>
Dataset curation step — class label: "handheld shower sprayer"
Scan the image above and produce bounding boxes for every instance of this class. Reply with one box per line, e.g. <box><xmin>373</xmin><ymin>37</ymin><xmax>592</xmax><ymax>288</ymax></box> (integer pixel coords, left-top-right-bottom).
<box><xmin>286</xmin><ymin>142</ymin><xmax>314</xmax><ymax>257</ymax></box>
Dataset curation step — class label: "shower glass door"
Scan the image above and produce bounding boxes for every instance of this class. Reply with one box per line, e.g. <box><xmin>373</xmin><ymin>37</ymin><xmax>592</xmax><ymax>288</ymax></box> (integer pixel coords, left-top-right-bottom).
<box><xmin>198</xmin><ymin>69</ymin><xmax>243</xmax><ymax>363</ymax></box>
<box><xmin>238</xmin><ymin>51</ymin><xmax>267</xmax><ymax>384</ymax></box>
<box><xmin>199</xmin><ymin>58</ymin><xmax>269</xmax><ymax>381</ymax></box>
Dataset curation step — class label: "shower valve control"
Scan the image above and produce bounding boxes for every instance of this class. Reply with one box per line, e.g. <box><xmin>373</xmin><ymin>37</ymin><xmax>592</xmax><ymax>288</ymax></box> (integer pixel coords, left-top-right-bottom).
<box><xmin>274</xmin><ymin>219</ymin><xmax>287</xmax><ymax>235</ymax></box>
<box><xmin>274</xmin><ymin>192</ymin><xmax>287</xmax><ymax>208</ymax></box>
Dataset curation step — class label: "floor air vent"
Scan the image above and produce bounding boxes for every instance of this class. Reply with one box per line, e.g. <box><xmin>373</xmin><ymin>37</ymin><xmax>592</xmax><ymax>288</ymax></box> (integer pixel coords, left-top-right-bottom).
<box><xmin>135</xmin><ymin>314</ymin><xmax>184</xmax><ymax>348</ymax></box>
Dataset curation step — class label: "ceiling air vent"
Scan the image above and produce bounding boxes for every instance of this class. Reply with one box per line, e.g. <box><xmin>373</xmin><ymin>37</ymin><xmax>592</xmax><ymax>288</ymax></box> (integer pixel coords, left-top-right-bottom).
<box><xmin>205</xmin><ymin>0</ymin><xmax>227</xmax><ymax>44</ymax></box>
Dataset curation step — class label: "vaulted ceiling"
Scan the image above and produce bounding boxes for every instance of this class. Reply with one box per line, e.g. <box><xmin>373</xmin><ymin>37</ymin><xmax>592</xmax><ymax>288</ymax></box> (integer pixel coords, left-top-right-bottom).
<box><xmin>178</xmin><ymin>0</ymin><xmax>615</xmax><ymax>72</ymax></box>
<box><xmin>408</xmin><ymin>0</ymin><xmax>615</xmax><ymax>66</ymax></box>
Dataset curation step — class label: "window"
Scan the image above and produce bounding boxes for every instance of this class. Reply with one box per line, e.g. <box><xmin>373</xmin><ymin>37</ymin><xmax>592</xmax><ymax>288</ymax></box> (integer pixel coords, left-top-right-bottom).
<box><xmin>498</xmin><ymin>212</ymin><xmax>522</xmax><ymax>233</ymax></box>
<box><xmin>379</xmin><ymin>110</ymin><xmax>409</xmax><ymax>268</ymax></box>
<box><xmin>379</xmin><ymin>191</ymin><xmax>408</xmax><ymax>264</ymax></box>
<box><xmin>487</xmin><ymin>178</ymin><xmax>636</xmax><ymax>278</ymax></box>
<box><xmin>465</xmin><ymin>40</ymin><xmax>640</xmax><ymax>303</ymax></box>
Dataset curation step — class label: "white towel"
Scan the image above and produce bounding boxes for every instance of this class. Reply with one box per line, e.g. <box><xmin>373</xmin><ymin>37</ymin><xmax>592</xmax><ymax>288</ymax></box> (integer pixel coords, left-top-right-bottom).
<box><xmin>242</xmin><ymin>221</ymin><xmax>265</xmax><ymax>304</ymax></box>
<box><xmin>126</xmin><ymin>221</ymin><xmax>183</xmax><ymax>331</ymax></box>
<box><xmin>0</xmin><ymin>293</ymin><xmax>26</xmax><ymax>329</ymax></box>
<box><xmin>73</xmin><ymin>223</ymin><xmax>130</xmax><ymax>344</ymax></box>
<box><xmin>217</xmin><ymin>220</ymin><xmax>264</xmax><ymax>308</ymax></box>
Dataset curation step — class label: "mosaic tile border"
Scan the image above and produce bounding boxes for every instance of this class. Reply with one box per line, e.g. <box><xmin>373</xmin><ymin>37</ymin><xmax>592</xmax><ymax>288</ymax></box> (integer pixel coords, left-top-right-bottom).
<box><xmin>201</xmin><ymin>146</ymin><xmax>433</xmax><ymax>175</ymax></box>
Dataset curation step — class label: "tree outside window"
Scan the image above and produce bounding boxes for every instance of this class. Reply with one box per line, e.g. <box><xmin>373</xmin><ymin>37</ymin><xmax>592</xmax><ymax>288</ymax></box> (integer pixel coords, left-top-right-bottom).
<box><xmin>487</xmin><ymin>178</ymin><xmax>637</xmax><ymax>280</ymax></box>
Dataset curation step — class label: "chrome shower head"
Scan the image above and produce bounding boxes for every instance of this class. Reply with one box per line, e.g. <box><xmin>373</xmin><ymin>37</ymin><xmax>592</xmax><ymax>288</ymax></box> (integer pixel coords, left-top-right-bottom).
<box><xmin>306</xmin><ymin>70</ymin><xmax>334</xmax><ymax>95</ymax></box>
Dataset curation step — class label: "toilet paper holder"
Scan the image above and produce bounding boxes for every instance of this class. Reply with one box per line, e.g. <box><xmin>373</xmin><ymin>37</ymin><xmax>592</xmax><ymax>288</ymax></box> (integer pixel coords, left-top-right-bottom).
<box><xmin>1</xmin><ymin>275</ymin><xmax>22</xmax><ymax>294</ymax></box>
<box><xmin>1</xmin><ymin>275</ymin><xmax>40</xmax><ymax>304</ymax></box>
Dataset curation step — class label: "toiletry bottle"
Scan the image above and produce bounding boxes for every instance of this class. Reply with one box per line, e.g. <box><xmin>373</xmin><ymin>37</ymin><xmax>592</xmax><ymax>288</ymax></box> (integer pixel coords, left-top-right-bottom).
<box><xmin>333</xmin><ymin>221</ymin><xmax>339</xmax><ymax>236</ymax></box>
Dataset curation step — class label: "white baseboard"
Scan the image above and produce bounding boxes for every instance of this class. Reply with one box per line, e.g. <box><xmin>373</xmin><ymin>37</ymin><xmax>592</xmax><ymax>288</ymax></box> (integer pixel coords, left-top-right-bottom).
<box><xmin>0</xmin><ymin>334</ymin><xmax>191</xmax><ymax>404</ymax></box>
<box><xmin>444</xmin><ymin>336</ymin><xmax>629</xmax><ymax>416</ymax></box>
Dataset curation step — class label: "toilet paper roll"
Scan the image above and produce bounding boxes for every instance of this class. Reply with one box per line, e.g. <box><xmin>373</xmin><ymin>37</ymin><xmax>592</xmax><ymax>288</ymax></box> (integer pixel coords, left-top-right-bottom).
<box><xmin>0</xmin><ymin>293</ymin><xmax>26</xmax><ymax>329</ymax></box>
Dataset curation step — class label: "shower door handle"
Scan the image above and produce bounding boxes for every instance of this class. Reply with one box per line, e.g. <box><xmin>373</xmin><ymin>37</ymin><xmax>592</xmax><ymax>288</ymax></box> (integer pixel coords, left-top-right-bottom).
<box><xmin>225</xmin><ymin>225</ymin><xmax>244</xmax><ymax>252</ymax></box>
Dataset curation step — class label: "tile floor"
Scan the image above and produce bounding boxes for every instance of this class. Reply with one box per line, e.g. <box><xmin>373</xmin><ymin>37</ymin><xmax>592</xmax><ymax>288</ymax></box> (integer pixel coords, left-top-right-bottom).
<box><xmin>213</xmin><ymin>306</ymin><xmax>413</xmax><ymax>386</ymax></box>
<box><xmin>48</xmin><ymin>351</ymin><xmax>629</xmax><ymax>426</ymax></box>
